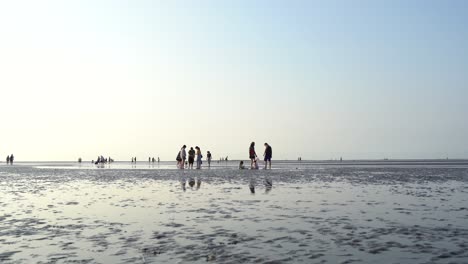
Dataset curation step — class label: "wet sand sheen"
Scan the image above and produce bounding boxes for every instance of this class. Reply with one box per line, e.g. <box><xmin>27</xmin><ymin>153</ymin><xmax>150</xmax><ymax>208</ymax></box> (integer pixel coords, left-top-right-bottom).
<box><xmin>1</xmin><ymin>164</ymin><xmax>468</xmax><ymax>263</ymax></box>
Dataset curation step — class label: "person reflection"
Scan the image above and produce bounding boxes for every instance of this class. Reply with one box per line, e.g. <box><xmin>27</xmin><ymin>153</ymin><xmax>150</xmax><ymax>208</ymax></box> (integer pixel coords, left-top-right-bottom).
<box><xmin>188</xmin><ymin>177</ymin><xmax>195</xmax><ymax>188</ymax></box>
<box><xmin>264</xmin><ymin>178</ymin><xmax>272</xmax><ymax>194</ymax></box>
<box><xmin>249</xmin><ymin>178</ymin><xmax>255</xmax><ymax>194</ymax></box>
<box><xmin>181</xmin><ymin>178</ymin><xmax>187</xmax><ymax>192</ymax></box>
<box><xmin>196</xmin><ymin>178</ymin><xmax>202</xmax><ymax>190</ymax></box>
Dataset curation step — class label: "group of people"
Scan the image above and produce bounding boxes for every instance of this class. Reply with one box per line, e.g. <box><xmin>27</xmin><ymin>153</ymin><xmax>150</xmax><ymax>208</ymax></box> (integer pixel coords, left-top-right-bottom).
<box><xmin>5</xmin><ymin>154</ymin><xmax>14</xmax><ymax>165</ymax></box>
<box><xmin>176</xmin><ymin>145</ymin><xmax>212</xmax><ymax>169</ymax></box>
<box><xmin>93</xmin><ymin>156</ymin><xmax>114</xmax><ymax>164</ymax></box>
<box><xmin>148</xmin><ymin>157</ymin><xmax>160</xmax><ymax>163</ymax></box>
<box><xmin>175</xmin><ymin>142</ymin><xmax>272</xmax><ymax>170</ymax></box>
<box><xmin>242</xmin><ymin>142</ymin><xmax>272</xmax><ymax>170</ymax></box>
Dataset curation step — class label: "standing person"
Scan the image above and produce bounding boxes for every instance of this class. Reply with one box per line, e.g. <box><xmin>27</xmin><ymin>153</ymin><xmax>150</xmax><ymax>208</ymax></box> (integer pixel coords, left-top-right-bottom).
<box><xmin>179</xmin><ymin>145</ymin><xmax>187</xmax><ymax>169</ymax></box>
<box><xmin>263</xmin><ymin>143</ymin><xmax>272</xmax><ymax>169</ymax></box>
<box><xmin>158</xmin><ymin>157</ymin><xmax>160</xmax><ymax>163</ymax></box>
<box><xmin>249</xmin><ymin>142</ymin><xmax>257</xmax><ymax>169</ymax></box>
<box><xmin>10</xmin><ymin>154</ymin><xmax>14</xmax><ymax>165</ymax></box>
<box><xmin>195</xmin><ymin>146</ymin><xmax>202</xmax><ymax>169</ymax></box>
<box><xmin>6</xmin><ymin>155</ymin><xmax>10</xmax><ymax>164</ymax></box>
<box><xmin>207</xmin><ymin>151</ymin><xmax>212</xmax><ymax>168</ymax></box>
<box><xmin>188</xmin><ymin>147</ymin><xmax>195</xmax><ymax>169</ymax></box>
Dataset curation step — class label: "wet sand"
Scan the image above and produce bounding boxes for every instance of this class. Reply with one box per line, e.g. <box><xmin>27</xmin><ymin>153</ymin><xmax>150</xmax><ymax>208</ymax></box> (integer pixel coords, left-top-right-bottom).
<box><xmin>1</xmin><ymin>162</ymin><xmax>468</xmax><ymax>263</ymax></box>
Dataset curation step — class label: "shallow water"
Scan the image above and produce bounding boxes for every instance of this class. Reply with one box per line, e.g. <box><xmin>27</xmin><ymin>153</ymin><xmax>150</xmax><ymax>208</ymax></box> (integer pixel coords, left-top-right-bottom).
<box><xmin>1</xmin><ymin>162</ymin><xmax>468</xmax><ymax>263</ymax></box>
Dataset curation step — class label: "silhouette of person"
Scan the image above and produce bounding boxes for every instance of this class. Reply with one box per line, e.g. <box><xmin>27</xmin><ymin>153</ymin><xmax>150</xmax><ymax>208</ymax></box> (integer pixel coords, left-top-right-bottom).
<box><xmin>207</xmin><ymin>151</ymin><xmax>212</xmax><ymax>168</ymax></box>
<box><xmin>195</xmin><ymin>146</ymin><xmax>202</xmax><ymax>169</ymax></box>
<box><xmin>263</xmin><ymin>143</ymin><xmax>272</xmax><ymax>169</ymax></box>
<box><xmin>249</xmin><ymin>142</ymin><xmax>257</xmax><ymax>169</ymax></box>
<box><xmin>188</xmin><ymin>147</ymin><xmax>195</xmax><ymax>169</ymax></box>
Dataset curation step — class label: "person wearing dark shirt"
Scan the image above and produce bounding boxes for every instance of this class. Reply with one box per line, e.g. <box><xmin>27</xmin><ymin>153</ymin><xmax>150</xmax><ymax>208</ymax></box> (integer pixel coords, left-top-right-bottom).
<box><xmin>207</xmin><ymin>151</ymin><xmax>212</xmax><ymax>168</ymax></box>
<box><xmin>263</xmin><ymin>143</ymin><xmax>272</xmax><ymax>169</ymax></box>
<box><xmin>188</xmin><ymin>147</ymin><xmax>195</xmax><ymax>169</ymax></box>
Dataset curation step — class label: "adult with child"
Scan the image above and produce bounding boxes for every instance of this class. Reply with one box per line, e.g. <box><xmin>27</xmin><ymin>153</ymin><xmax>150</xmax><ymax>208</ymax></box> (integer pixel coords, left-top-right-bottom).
<box><xmin>176</xmin><ymin>145</ymin><xmax>187</xmax><ymax>169</ymax></box>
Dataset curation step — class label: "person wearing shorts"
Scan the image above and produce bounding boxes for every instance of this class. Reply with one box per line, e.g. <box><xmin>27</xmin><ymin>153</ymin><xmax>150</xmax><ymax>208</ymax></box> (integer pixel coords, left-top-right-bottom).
<box><xmin>263</xmin><ymin>143</ymin><xmax>272</xmax><ymax>169</ymax></box>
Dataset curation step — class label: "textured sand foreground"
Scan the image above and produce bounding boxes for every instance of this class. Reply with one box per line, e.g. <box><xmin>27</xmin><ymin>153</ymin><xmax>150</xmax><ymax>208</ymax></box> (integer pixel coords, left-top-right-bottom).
<box><xmin>1</xmin><ymin>162</ymin><xmax>468</xmax><ymax>263</ymax></box>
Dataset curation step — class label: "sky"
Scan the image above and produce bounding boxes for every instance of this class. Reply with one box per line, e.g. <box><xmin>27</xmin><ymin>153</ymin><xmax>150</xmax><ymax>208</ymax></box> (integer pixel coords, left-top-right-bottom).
<box><xmin>1</xmin><ymin>0</ymin><xmax>467</xmax><ymax>161</ymax></box>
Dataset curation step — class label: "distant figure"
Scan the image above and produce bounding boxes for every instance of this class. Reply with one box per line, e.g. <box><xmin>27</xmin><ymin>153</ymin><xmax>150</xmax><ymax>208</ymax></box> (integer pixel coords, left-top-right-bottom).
<box><xmin>263</xmin><ymin>143</ymin><xmax>272</xmax><ymax>169</ymax></box>
<box><xmin>207</xmin><ymin>151</ymin><xmax>212</xmax><ymax>168</ymax></box>
<box><xmin>239</xmin><ymin>161</ymin><xmax>245</xmax><ymax>169</ymax></box>
<box><xmin>6</xmin><ymin>155</ymin><xmax>10</xmax><ymax>164</ymax></box>
<box><xmin>78</xmin><ymin>158</ymin><xmax>82</xmax><ymax>163</ymax></box>
<box><xmin>340</xmin><ymin>157</ymin><xmax>342</xmax><ymax>162</ymax></box>
<box><xmin>188</xmin><ymin>147</ymin><xmax>195</xmax><ymax>169</ymax></box>
<box><xmin>195</xmin><ymin>146</ymin><xmax>202</xmax><ymax>169</ymax></box>
<box><xmin>10</xmin><ymin>154</ymin><xmax>14</xmax><ymax>165</ymax></box>
<box><xmin>225</xmin><ymin>156</ymin><xmax>228</xmax><ymax>162</ymax></box>
<box><xmin>91</xmin><ymin>160</ymin><xmax>94</xmax><ymax>164</ymax></box>
<box><xmin>134</xmin><ymin>157</ymin><xmax>137</xmax><ymax>163</ymax></box>
<box><xmin>131</xmin><ymin>157</ymin><xmax>134</xmax><ymax>163</ymax></box>
<box><xmin>149</xmin><ymin>157</ymin><xmax>151</xmax><ymax>163</ymax></box>
<box><xmin>249</xmin><ymin>142</ymin><xmax>257</xmax><ymax>169</ymax></box>
<box><xmin>158</xmin><ymin>157</ymin><xmax>160</xmax><ymax>163</ymax></box>
<box><xmin>152</xmin><ymin>157</ymin><xmax>155</xmax><ymax>163</ymax></box>
<box><xmin>176</xmin><ymin>145</ymin><xmax>187</xmax><ymax>169</ymax></box>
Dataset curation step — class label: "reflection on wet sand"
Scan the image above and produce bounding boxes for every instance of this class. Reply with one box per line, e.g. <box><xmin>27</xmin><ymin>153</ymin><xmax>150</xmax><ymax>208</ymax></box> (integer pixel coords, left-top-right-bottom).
<box><xmin>1</xmin><ymin>165</ymin><xmax>468</xmax><ymax>263</ymax></box>
<box><xmin>249</xmin><ymin>178</ymin><xmax>255</xmax><ymax>194</ymax></box>
<box><xmin>264</xmin><ymin>177</ymin><xmax>272</xmax><ymax>194</ymax></box>
<box><xmin>181</xmin><ymin>177</ymin><xmax>202</xmax><ymax>191</ymax></box>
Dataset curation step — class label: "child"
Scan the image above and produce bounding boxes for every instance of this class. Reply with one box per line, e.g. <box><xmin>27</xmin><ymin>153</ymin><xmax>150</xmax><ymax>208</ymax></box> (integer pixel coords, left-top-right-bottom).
<box><xmin>239</xmin><ymin>161</ymin><xmax>245</xmax><ymax>169</ymax></box>
<box><xmin>253</xmin><ymin>158</ymin><xmax>259</xmax><ymax>170</ymax></box>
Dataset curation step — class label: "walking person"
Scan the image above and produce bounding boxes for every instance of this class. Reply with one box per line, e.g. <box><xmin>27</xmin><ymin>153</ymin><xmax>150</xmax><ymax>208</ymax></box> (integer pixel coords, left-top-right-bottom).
<box><xmin>188</xmin><ymin>147</ymin><xmax>195</xmax><ymax>169</ymax></box>
<box><xmin>263</xmin><ymin>143</ymin><xmax>272</xmax><ymax>169</ymax></box>
<box><xmin>207</xmin><ymin>151</ymin><xmax>212</xmax><ymax>168</ymax></box>
<box><xmin>249</xmin><ymin>142</ymin><xmax>257</xmax><ymax>169</ymax></box>
<box><xmin>195</xmin><ymin>146</ymin><xmax>202</xmax><ymax>169</ymax></box>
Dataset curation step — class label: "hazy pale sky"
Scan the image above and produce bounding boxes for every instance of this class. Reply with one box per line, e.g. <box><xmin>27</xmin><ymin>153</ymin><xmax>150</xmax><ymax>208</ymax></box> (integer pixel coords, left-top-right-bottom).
<box><xmin>1</xmin><ymin>0</ymin><xmax>467</xmax><ymax>161</ymax></box>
